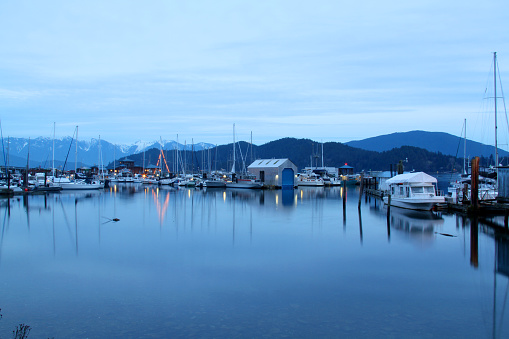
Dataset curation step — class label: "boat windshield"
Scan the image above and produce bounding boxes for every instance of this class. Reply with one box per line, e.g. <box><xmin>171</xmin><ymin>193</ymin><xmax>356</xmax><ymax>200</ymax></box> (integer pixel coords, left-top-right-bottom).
<box><xmin>411</xmin><ymin>186</ymin><xmax>435</xmax><ymax>194</ymax></box>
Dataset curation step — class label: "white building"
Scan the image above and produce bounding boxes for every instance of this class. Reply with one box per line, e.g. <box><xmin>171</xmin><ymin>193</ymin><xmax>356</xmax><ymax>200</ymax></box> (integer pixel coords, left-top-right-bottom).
<box><xmin>247</xmin><ymin>159</ymin><xmax>298</xmax><ymax>188</ymax></box>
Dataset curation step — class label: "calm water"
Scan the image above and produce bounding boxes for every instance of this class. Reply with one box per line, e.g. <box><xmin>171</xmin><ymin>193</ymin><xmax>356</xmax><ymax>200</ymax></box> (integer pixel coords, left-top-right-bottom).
<box><xmin>0</xmin><ymin>184</ymin><xmax>507</xmax><ymax>338</ymax></box>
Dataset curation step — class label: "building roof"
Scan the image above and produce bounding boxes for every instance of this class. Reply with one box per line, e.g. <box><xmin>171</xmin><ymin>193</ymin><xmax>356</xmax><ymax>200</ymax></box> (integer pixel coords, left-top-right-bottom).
<box><xmin>248</xmin><ymin>159</ymin><xmax>294</xmax><ymax>169</ymax></box>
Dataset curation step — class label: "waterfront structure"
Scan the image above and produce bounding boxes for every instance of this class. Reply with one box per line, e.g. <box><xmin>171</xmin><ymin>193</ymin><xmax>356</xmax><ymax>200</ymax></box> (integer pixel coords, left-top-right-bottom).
<box><xmin>247</xmin><ymin>159</ymin><xmax>297</xmax><ymax>188</ymax></box>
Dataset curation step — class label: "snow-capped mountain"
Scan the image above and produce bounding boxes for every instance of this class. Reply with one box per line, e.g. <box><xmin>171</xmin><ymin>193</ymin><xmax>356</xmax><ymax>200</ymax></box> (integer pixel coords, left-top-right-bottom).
<box><xmin>0</xmin><ymin>137</ymin><xmax>215</xmax><ymax>168</ymax></box>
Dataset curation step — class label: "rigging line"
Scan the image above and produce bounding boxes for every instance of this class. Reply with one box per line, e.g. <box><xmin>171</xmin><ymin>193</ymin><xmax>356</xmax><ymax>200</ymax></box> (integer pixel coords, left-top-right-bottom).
<box><xmin>450</xmin><ymin>122</ymin><xmax>466</xmax><ymax>183</ymax></box>
<box><xmin>497</xmin><ymin>63</ymin><xmax>509</xmax><ymax>157</ymax></box>
<box><xmin>62</xmin><ymin>127</ymin><xmax>77</xmax><ymax>173</ymax></box>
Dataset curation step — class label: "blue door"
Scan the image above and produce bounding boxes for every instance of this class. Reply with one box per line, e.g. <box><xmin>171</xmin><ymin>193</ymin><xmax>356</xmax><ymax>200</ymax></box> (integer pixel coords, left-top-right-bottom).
<box><xmin>282</xmin><ymin>168</ymin><xmax>294</xmax><ymax>188</ymax></box>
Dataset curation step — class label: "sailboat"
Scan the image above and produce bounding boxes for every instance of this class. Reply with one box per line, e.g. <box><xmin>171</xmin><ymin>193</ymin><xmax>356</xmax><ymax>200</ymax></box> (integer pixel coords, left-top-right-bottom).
<box><xmin>448</xmin><ymin>53</ymin><xmax>504</xmax><ymax>202</ymax></box>
<box><xmin>225</xmin><ymin>124</ymin><xmax>263</xmax><ymax>189</ymax></box>
<box><xmin>54</xmin><ymin>126</ymin><xmax>103</xmax><ymax>190</ymax></box>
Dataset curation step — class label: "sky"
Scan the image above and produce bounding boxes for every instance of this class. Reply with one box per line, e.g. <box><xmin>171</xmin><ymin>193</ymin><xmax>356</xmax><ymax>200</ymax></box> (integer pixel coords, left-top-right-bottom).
<box><xmin>0</xmin><ymin>0</ymin><xmax>509</xmax><ymax>148</ymax></box>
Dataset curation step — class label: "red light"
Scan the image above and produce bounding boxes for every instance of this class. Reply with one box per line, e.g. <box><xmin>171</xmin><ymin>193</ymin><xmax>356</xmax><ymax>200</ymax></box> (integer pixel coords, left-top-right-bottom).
<box><xmin>345</xmin><ymin>163</ymin><xmax>347</xmax><ymax>166</ymax></box>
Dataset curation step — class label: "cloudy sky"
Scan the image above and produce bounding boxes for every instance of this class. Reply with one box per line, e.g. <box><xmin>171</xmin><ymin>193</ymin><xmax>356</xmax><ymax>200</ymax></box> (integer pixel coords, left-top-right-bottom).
<box><xmin>0</xmin><ymin>0</ymin><xmax>508</xmax><ymax>148</ymax></box>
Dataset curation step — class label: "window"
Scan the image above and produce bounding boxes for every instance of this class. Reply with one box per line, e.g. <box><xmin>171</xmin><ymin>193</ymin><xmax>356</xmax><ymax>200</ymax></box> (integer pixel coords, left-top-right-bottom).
<box><xmin>424</xmin><ymin>186</ymin><xmax>435</xmax><ymax>194</ymax></box>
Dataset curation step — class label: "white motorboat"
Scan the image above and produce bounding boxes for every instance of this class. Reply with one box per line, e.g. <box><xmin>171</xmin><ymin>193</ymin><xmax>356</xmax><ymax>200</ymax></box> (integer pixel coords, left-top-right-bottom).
<box><xmin>382</xmin><ymin>172</ymin><xmax>445</xmax><ymax>211</ymax></box>
<box><xmin>322</xmin><ymin>176</ymin><xmax>342</xmax><ymax>186</ymax></box>
<box><xmin>54</xmin><ymin>177</ymin><xmax>103</xmax><ymax>190</ymax></box>
<box><xmin>297</xmin><ymin>173</ymin><xmax>324</xmax><ymax>187</ymax></box>
<box><xmin>203</xmin><ymin>179</ymin><xmax>226</xmax><ymax>188</ymax></box>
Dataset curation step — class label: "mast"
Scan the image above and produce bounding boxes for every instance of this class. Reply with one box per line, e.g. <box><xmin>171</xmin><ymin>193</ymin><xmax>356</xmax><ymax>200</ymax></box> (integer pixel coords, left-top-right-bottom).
<box><xmin>160</xmin><ymin>137</ymin><xmax>163</xmax><ymax>176</ymax></box>
<box><xmin>26</xmin><ymin>137</ymin><xmax>30</xmax><ymax>188</ymax></box>
<box><xmin>75</xmin><ymin>126</ymin><xmax>78</xmax><ymax>177</ymax></box>
<box><xmin>494</xmin><ymin>52</ymin><xmax>499</xmax><ymax>185</ymax></box>
<box><xmin>52</xmin><ymin>122</ymin><xmax>55</xmax><ymax>177</ymax></box>
<box><xmin>113</xmin><ymin>144</ymin><xmax>116</xmax><ymax>177</ymax></box>
<box><xmin>176</xmin><ymin>134</ymin><xmax>179</xmax><ymax>176</ymax></box>
<box><xmin>464</xmin><ymin>119</ymin><xmax>467</xmax><ymax>174</ymax></box>
<box><xmin>98</xmin><ymin>135</ymin><xmax>100</xmax><ymax>179</ymax></box>
<box><xmin>250</xmin><ymin>131</ymin><xmax>253</xmax><ymax>164</ymax></box>
<box><xmin>231</xmin><ymin>123</ymin><xmax>236</xmax><ymax>173</ymax></box>
<box><xmin>321</xmin><ymin>141</ymin><xmax>324</xmax><ymax>168</ymax></box>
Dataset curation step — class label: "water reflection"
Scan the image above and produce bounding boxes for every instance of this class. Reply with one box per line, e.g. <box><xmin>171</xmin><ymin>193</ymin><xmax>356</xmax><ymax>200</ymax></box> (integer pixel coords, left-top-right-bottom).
<box><xmin>389</xmin><ymin>209</ymin><xmax>444</xmax><ymax>244</ymax></box>
<box><xmin>0</xmin><ymin>186</ymin><xmax>509</xmax><ymax>338</ymax></box>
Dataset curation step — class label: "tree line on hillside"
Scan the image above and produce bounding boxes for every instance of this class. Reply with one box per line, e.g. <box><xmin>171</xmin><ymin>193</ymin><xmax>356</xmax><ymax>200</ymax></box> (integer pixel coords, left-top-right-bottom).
<box><xmin>110</xmin><ymin>138</ymin><xmax>471</xmax><ymax>174</ymax></box>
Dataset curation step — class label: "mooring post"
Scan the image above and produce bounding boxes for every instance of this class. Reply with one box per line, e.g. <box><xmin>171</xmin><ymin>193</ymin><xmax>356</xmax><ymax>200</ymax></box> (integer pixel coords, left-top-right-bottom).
<box><xmin>470</xmin><ymin>157</ymin><xmax>479</xmax><ymax>210</ymax></box>
<box><xmin>358</xmin><ymin>173</ymin><xmax>364</xmax><ymax>210</ymax></box>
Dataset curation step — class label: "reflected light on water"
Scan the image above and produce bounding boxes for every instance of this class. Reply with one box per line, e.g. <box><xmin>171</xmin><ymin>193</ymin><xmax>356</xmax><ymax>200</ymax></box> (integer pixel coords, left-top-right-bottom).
<box><xmin>151</xmin><ymin>189</ymin><xmax>170</xmax><ymax>223</ymax></box>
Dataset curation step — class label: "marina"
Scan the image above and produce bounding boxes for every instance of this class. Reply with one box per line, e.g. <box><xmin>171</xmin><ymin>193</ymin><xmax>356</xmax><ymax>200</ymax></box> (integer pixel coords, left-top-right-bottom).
<box><xmin>0</xmin><ymin>183</ymin><xmax>508</xmax><ymax>337</ymax></box>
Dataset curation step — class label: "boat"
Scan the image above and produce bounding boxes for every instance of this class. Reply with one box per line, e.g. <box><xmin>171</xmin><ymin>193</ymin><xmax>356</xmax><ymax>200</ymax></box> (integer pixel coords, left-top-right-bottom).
<box><xmin>203</xmin><ymin>179</ymin><xmax>226</xmax><ymax>188</ymax></box>
<box><xmin>382</xmin><ymin>172</ymin><xmax>445</xmax><ymax>211</ymax></box>
<box><xmin>55</xmin><ymin>126</ymin><xmax>103</xmax><ymax>190</ymax></box>
<box><xmin>447</xmin><ymin>173</ymin><xmax>497</xmax><ymax>202</ymax></box>
<box><xmin>225</xmin><ymin>124</ymin><xmax>263</xmax><ymax>189</ymax></box>
<box><xmin>225</xmin><ymin>176</ymin><xmax>263</xmax><ymax>189</ymax></box>
<box><xmin>54</xmin><ymin>177</ymin><xmax>103</xmax><ymax>190</ymax></box>
<box><xmin>297</xmin><ymin>172</ymin><xmax>324</xmax><ymax>186</ymax></box>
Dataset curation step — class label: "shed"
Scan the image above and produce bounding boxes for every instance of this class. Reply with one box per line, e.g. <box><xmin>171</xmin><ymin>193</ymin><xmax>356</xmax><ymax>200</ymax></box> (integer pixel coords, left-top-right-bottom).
<box><xmin>339</xmin><ymin>164</ymin><xmax>354</xmax><ymax>175</ymax></box>
<box><xmin>247</xmin><ymin>158</ymin><xmax>297</xmax><ymax>188</ymax></box>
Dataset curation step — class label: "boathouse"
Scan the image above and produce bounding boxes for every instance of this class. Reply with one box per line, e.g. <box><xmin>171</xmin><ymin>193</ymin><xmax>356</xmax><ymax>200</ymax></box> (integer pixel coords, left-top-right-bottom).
<box><xmin>247</xmin><ymin>159</ymin><xmax>297</xmax><ymax>188</ymax></box>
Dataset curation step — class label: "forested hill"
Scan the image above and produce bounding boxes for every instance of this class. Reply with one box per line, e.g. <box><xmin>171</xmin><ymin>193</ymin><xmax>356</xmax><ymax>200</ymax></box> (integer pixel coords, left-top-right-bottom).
<box><xmin>120</xmin><ymin>137</ymin><xmax>464</xmax><ymax>173</ymax></box>
<box><xmin>345</xmin><ymin>130</ymin><xmax>509</xmax><ymax>158</ymax></box>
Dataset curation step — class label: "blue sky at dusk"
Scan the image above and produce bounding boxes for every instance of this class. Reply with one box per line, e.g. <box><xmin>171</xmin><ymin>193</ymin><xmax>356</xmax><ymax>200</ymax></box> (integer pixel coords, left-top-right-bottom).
<box><xmin>0</xmin><ymin>0</ymin><xmax>508</xmax><ymax>147</ymax></box>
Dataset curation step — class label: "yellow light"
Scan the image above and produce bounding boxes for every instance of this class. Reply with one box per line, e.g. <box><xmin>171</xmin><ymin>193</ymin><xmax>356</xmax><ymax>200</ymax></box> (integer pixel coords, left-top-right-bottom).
<box><xmin>223</xmin><ymin>191</ymin><xmax>226</xmax><ymax>201</ymax></box>
<box><xmin>276</xmin><ymin>194</ymin><xmax>279</xmax><ymax>205</ymax></box>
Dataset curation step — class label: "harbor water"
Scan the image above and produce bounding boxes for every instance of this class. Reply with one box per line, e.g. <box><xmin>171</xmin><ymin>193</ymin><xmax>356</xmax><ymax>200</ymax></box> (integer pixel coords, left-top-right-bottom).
<box><xmin>0</xmin><ymin>184</ymin><xmax>507</xmax><ymax>338</ymax></box>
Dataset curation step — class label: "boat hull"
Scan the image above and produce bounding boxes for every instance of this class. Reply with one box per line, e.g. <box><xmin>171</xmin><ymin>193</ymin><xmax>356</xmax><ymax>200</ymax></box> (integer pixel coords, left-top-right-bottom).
<box><xmin>225</xmin><ymin>182</ymin><xmax>263</xmax><ymax>189</ymax></box>
<box><xmin>383</xmin><ymin>196</ymin><xmax>445</xmax><ymax>211</ymax></box>
<box><xmin>297</xmin><ymin>181</ymin><xmax>324</xmax><ymax>187</ymax></box>
<box><xmin>204</xmin><ymin>181</ymin><xmax>226</xmax><ymax>188</ymax></box>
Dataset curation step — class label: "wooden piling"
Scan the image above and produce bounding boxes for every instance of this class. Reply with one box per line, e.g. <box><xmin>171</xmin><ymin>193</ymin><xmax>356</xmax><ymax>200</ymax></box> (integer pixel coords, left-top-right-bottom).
<box><xmin>471</xmin><ymin>157</ymin><xmax>479</xmax><ymax>210</ymax></box>
<box><xmin>358</xmin><ymin>173</ymin><xmax>364</xmax><ymax>210</ymax></box>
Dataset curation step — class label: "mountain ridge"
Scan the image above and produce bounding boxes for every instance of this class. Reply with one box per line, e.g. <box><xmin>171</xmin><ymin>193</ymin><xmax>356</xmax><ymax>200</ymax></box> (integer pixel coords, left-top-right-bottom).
<box><xmin>0</xmin><ymin>131</ymin><xmax>504</xmax><ymax>171</ymax></box>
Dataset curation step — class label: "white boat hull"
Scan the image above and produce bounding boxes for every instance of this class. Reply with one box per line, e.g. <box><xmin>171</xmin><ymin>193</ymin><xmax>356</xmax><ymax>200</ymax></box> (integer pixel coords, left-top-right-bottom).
<box><xmin>383</xmin><ymin>196</ymin><xmax>445</xmax><ymax>211</ymax></box>
<box><xmin>297</xmin><ymin>180</ymin><xmax>324</xmax><ymax>187</ymax></box>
